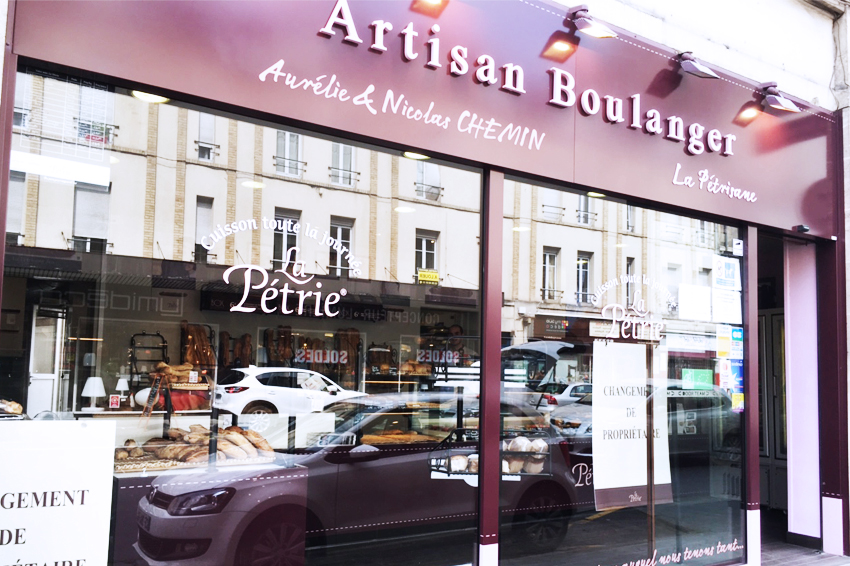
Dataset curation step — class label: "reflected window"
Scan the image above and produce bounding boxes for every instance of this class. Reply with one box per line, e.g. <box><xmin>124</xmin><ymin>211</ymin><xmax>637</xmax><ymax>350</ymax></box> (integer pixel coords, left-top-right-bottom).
<box><xmin>72</xmin><ymin>182</ymin><xmax>110</xmax><ymax>253</ymax></box>
<box><xmin>542</xmin><ymin>247</ymin><xmax>559</xmax><ymax>301</ymax></box>
<box><xmin>331</xmin><ymin>142</ymin><xmax>355</xmax><ymax>186</ymax></box>
<box><xmin>577</xmin><ymin>194</ymin><xmax>591</xmax><ymax>225</ymax></box>
<box><xmin>194</xmin><ymin>197</ymin><xmax>214</xmax><ymax>264</ymax></box>
<box><xmin>197</xmin><ymin>112</ymin><xmax>215</xmax><ymax>161</ymax></box>
<box><xmin>275</xmin><ymin>130</ymin><xmax>302</xmax><ymax>176</ymax></box>
<box><xmin>576</xmin><ymin>252</ymin><xmax>592</xmax><ymax>304</ymax></box>
<box><xmin>626</xmin><ymin>205</ymin><xmax>635</xmax><ymax>232</ymax></box>
<box><xmin>415</xmin><ymin>230</ymin><xmax>437</xmax><ymax>271</ymax></box>
<box><xmin>13</xmin><ymin>74</ymin><xmax>30</xmax><ymax>129</ymax></box>
<box><xmin>626</xmin><ymin>257</ymin><xmax>635</xmax><ymax>305</ymax></box>
<box><xmin>6</xmin><ymin>171</ymin><xmax>25</xmax><ymax>246</ymax></box>
<box><xmin>416</xmin><ymin>161</ymin><xmax>441</xmax><ymax>201</ymax></box>
<box><xmin>273</xmin><ymin>208</ymin><xmax>300</xmax><ymax>272</ymax></box>
<box><xmin>329</xmin><ymin>216</ymin><xmax>353</xmax><ymax>277</ymax></box>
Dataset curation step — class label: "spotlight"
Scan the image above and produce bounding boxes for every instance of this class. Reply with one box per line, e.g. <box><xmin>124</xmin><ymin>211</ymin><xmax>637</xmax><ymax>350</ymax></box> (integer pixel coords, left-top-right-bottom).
<box><xmin>410</xmin><ymin>0</ymin><xmax>449</xmax><ymax>18</ymax></box>
<box><xmin>733</xmin><ymin>101</ymin><xmax>762</xmax><ymax>126</ymax></box>
<box><xmin>793</xmin><ymin>225</ymin><xmax>810</xmax><ymax>233</ymax></box>
<box><xmin>403</xmin><ymin>151</ymin><xmax>430</xmax><ymax>160</ymax></box>
<box><xmin>567</xmin><ymin>5</ymin><xmax>617</xmax><ymax>39</ymax></box>
<box><xmin>678</xmin><ymin>52</ymin><xmax>719</xmax><ymax>79</ymax></box>
<box><xmin>760</xmin><ymin>82</ymin><xmax>801</xmax><ymax>113</ymax></box>
<box><xmin>541</xmin><ymin>31</ymin><xmax>578</xmax><ymax>63</ymax></box>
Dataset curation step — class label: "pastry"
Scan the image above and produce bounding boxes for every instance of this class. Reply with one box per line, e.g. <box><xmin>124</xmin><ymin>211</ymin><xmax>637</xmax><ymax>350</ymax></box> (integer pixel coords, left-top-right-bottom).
<box><xmin>115</xmin><ymin>449</ymin><xmax>129</xmax><ymax>460</ymax></box>
<box><xmin>449</xmin><ymin>454</ymin><xmax>469</xmax><ymax>472</ymax></box>
<box><xmin>467</xmin><ymin>454</ymin><xmax>479</xmax><ymax>473</ymax></box>
<box><xmin>166</xmin><ymin>428</ymin><xmax>190</xmax><ymax>440</ymax></box>
<box><xmin>506</xmin><ymin>456</ymin><xmax>525</xmax><ymax>474</ymax></box>
<box><xmin>524</xmin><ymin>456</ymin><xmax>545</xmax><ymax>474</ymax></box>
<box><xmin>217</xmin><ymin>438</ymin><xmax>249</xmax><ymax>460</ymax></box>
<box><xmin>529</xmin><ymin>438</ymin><xmax>549</xmax><ymax>453</ymax></box>
<box><xmin>189</xmin><ymin>424</ymin><xmax>209</xmax><ymax>434</ymax></box>
<box><xmin>142</xmin><ymin>438</ymin><xmax>173</xmax><ymax>453</ymax></box>
<box><xmin>508</xmin><ymin>436</ymin><xmax>531</xmax><ymax>452</ymax></box>
<box><xmin>124</xmin><ymin>439</ymin><xmax>137</xmax><ymax>448</ymax></box>
<box><xmin>241</xmin><ymin>430</ymin><xmax>274</xmax><ymax>456</ymax></box>
<box><xmin>223</xmin><ymin>431</ymin><xmax>258</xmax><ymax>458</ymax></box>
<box><xmin>129</xmin><ymin>447</ymin><xmax>145</xmax><ymax>458</ymax></box>
<box><xmin>184</xmin><ymin>432</ymin><xmax>210</xmax><ymax>445</ymax></box>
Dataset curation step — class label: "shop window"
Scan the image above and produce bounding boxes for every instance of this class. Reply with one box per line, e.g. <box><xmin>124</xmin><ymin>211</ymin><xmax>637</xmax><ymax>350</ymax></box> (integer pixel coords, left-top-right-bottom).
<box><xmin>6</xmin><ymin>171</ymin><xmax>25</xmax><ymax>246</ymax></box>
<box><xmin>416</xmin><ymin>161</ymin><xmax>442</xmax><ymax>201</ymax></box>
<box><xmin>415</xmin><ymin>230</ymin><xmax>438</xmax><ymax>272</ymax></box>
<box><xmin>194</xmin><ymin>197</ymin><xmax>214</xmax><ymax>264</ymax></box>
<box><xmin>71</xmin><ymin>182</ymin><xmax>110</xmax><ymax>254</ymax></box>
<box><xmin>273</xmin><ymin>207</ymin><xmax>300</xmax><ymax>272</ymax></box>
<box><xmin>328</xmin><ymin>216</ymin><xmax>353</xmax><ymax>277</ymax></box>
<box><xmin>330</xmin><ymin>142</ymin><xmax>357</xmax><ymax>186</ymax></box>
<box><xmin>576</xmin><ymin>194</ymin><xmax>594</xmax><ymax>225</ymax></box>
<box><xmin>275</xmin><ymin>130</ymin><xmax>303</xmax><ymax>176</ymax></box>
<box><xmin>576</xmin><ymin>251</ymin><xmax>592</xmax><ymax>304</ymax></box>
<box><xmin>626</xmin><ymin>257</ymin><xmax>635</xmax><ymax>305</ymax></box>
<box><xmin>541</xmin><ymin>247</ymin><xmax>560</xmax><ymax>301</ymax></box>
<box><xmin>197</xmin><ymin>112</ymin><xmax>216</xmax><ymax>161</ymax></box>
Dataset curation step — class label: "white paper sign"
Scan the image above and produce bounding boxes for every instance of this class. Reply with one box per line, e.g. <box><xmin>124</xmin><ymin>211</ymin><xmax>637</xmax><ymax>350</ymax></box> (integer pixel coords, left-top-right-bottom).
<box><xmin>712</xmin><ymin>289</ymin><xmax>743</xmax><ymax>324</ymax></box>
<box><xmin>677</xmin><ymin>284</ymin><xmax>712</xmax><ymax>322</ymax></box>
<box><xmin>0</xmin><ymin>421</ymin><xmax>115</xmax><ymax>565</ymax></box>
<box><xmin>591</xmin><ymin>341</ymin><xmax>671</xmax><ymax>510</ymax></box>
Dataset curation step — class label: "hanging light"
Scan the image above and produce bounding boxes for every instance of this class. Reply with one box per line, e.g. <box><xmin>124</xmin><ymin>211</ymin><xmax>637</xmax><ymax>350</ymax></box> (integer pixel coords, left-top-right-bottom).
<box><xmin>410</xmin><ymin>0</ymin><xmax>449</xmax><ymax>17</ymax></box>
<box><xmin>678</xmin><ymin>52</ymin><xmax>719</xmax><ymax>79</ymax></box>
<box><xmin>760</xmin><ymin>82</ymin><xmax>801</xmax><ymax>113</ymax></box>
<box><xmin>567</xmin><ymin>5</ymin><xmax>617</xmax><ymax>39</ymax></box>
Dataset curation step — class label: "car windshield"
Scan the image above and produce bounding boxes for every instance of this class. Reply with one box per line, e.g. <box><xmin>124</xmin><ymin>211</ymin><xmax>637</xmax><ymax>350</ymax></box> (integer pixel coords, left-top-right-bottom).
<box><xmin>217</xmin><ymin>369</ymin><xmax>248</xmax><ymax>386</ymax></box>
<box><xmin>576</xmin><ymin>393</ymin><xmax>592</xmax><ymax>405</ymax></box>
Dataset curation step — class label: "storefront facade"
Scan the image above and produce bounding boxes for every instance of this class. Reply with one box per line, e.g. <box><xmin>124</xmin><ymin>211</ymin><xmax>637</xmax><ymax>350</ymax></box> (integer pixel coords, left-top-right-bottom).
<box><xmin>0</xmin><ymin>1</ymin><xmax>844</xmax><ymax>566</ymax></box>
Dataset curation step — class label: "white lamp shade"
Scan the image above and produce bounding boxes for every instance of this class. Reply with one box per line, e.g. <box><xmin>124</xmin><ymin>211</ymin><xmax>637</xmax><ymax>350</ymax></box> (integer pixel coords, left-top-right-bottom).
<box><xmin>115</xmin><ymin>378</ymin><xmax>130</xmax><ymax>392</ymax></box>
<box><xmin>82</xmin><ymin>377</ymin><xmax>106</xmax><ymax>398</ymax></box>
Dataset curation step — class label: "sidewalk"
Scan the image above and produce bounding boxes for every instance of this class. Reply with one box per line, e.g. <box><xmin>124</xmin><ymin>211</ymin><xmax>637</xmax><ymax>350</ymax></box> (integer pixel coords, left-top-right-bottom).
<box><xmin>762</xmin><ymin>509</ymin><xmax>850</xmax><ymax>566</ymax></box>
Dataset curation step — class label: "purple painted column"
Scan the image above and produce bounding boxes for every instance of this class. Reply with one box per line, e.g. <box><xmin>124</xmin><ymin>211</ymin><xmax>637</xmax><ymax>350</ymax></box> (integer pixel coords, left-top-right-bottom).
<box><xmin>743</xmin><ymin>226</ymin><xmax>761</xmax><ymax>566</ymax></box>
<box><xmin>477</xmin><ymin>169</ymin><xmax>503</xmax><ymax>566</ymax></box>
<box><xmin>0</xmin><ymin>0</ymin><xmax>18</xmax><ymax>305</ymax></box>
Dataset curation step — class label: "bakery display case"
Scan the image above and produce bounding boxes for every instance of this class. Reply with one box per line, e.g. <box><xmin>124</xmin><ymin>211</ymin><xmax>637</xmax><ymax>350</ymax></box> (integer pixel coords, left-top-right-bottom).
<box><xmin>428</xmin><ymin>428</ymin><xmax>552</xmax><ymax>479</ymax></box>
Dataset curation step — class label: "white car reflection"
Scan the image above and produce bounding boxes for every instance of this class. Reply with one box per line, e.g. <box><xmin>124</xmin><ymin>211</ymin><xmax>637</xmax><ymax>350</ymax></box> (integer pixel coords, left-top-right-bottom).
<box><xmin>214</xmin><ymin>367</ymin><xmax>365</xmax><ymax>431</ymax></box>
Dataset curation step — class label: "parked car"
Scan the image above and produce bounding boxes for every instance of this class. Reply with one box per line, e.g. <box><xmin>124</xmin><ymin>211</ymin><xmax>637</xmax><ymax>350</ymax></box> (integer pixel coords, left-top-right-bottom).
<box><xmin>213</xmin><ymin>367</ymin><xmax>365</xmax><ymax>431</ymax></box>
<box><xmin>134</xmin><ymin>394</ymin><xmax>581</xmax><ymax>565</ymax></box>
<box><xmin>528</xmin><ymin>382</ymin><xmax>592</xmax><ymax>411</ymax></box>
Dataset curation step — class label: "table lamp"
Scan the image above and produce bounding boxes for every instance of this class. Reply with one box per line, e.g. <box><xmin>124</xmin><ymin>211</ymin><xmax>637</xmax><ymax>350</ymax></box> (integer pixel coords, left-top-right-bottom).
<box><xmin>115</xmin><ymin>378</ymin><xmax>130</xmax><ymax>401</ymax></box>
<box><xmin>81</xmin><ymin>376</ymin><xmax>106</xmax><ymax>412</ymax></box>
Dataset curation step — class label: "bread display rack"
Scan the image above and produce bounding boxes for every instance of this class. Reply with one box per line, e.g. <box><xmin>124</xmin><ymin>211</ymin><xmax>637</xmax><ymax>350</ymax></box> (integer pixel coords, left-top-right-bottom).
<box><xmin>429</xmin><ymin>428</ymin><xmax>552</xmax><ymax>478</ymax></box>
<box><xmin>129</xmin><ymin>331</ymin><xmax>168</xmax><ymax>389</ymax></box>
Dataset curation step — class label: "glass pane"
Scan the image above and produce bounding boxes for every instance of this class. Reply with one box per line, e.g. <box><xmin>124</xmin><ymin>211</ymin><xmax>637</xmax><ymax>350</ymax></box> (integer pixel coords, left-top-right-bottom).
<box><xmin>4</xmin><ymin>67</ymin><xmax>482</xmax><ymax>566</ymax></box>
<box><xmin>500</xmin><ymin>179</ymin><xmax>745</xmax><ymax>566</ymax></box>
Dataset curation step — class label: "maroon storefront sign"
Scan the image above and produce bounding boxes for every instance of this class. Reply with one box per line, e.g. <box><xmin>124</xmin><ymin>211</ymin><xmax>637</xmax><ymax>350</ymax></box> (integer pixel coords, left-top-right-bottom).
<box><xmin>11</xmin><ymin>0</ymin><xmax>837</xmax><ymax>237</ymax></box>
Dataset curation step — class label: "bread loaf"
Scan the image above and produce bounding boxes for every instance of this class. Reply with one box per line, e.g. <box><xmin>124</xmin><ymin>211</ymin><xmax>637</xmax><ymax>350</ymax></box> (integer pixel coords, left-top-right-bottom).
<box><xmin>115</xmin><ymin>449</ymin><xmax>129</xmax><ymax>460</ymax></box>
<box><xmin>217</xmin><ymin>438</ymin><xmax>249</xmax><ymax>460</ymax></box>
<box><xmin>241</xmin><ymin>429</ymin><xmax>274</xmax><ymax>456</ymax></box>
<box><xmin>223</xmin><ymin>431</ymin><xmax>258</xmax><ymax>458</ymax></box>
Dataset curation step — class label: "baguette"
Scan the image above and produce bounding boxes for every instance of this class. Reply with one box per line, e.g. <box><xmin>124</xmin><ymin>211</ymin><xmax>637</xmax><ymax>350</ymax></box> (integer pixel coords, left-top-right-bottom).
<box><xmin>166</xmin><ymin>428</ymin><xmax>190</xmax><ymax>440</ymax></box>
<box><xmin>189</xmin><ymin>424</ymin><xmax>209</xmax><ymax>434</ymax></box>
<box><xmin>142</xmin><ymin>438</ymin><xmax>173</xmax><ymax>453</ymax></box>
<box><xmin>223</xmin><ymin>431</ymin><xmax>258</xmax><ymax>458</ymax></box>
<box><xmin>183</xmin><ymin>432</ymin><xmax>210</xmax><ymax>445</ymax></box>
<box><xmin>217</xmin><ymin>438</ymin><xmax>249</xmax><ymax>460</ymax></box>
<box><xmin>241</xmin><ymin>429</ymin><xmax>274</xmax><ymax>456</ymax></box>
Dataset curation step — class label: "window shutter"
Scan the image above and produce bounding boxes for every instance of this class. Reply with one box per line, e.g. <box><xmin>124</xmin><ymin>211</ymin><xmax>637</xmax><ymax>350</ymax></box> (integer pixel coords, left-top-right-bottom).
<box><xmin>7</xmin><ymin>172</ymin><xmax>25</xmax><ymax>234</ymax></box>
<box><xmin>74</xmin><ymin>183</ymin><xmax>110</xmax><ymax>239</ymax></box>
<box><xmin>199</xmin><ymin>113</ymin><xmax>215</xmax><ymax>144</ymax></box>
<box><xmin>195</xmin><ymin>198</ymin><xmax>213</xmax><ymax>243</ymax></box>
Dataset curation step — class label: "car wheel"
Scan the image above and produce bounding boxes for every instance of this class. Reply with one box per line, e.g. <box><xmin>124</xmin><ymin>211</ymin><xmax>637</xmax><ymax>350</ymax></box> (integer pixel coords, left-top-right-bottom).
<box><xmin>511</xmin><ymin>488</ymin><xmax>570</xmax><ymax>553</ymax></box>
<box><xmin>236</xmin><ymin>514</ymin><xmax>306</xmax><ymax>566</ymax></box>
<box><xmin>242</xmin><ymin>403</ymin><xmax>276</xmax><ymax>433</ymax></box>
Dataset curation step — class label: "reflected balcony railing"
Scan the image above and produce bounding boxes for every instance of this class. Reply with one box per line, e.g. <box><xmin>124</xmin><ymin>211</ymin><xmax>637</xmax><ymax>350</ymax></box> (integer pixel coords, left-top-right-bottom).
<box><xmin>576</xmin><ymin>210</ymin><xmax>597</xmax><ymax>225</ymax></box>
<box><xmin>415</xmin><ymin>182</ymin><xmax>442</xmax><ymax>202</ymax></box>
<box><xmin>68</xmin><ymin>237</ymin><xmax>112</xmax><ymax>254</ymax></box>
<box><xmin>329</xmin><ymin>166</ymin><xmax>360</xmax><ymax>187</ymax></box>
<box><xmin>542</xmin><ymin>204</ymin><xmax>564</xmax><ymax>222</ymax></box>
<box><xmin>274</xmin><ymin>156</ymin><xmax>306</xmax><ymax>177</ymax></box>
<box><xmin>575</xmin><ymin>291</ymin><xmax>594</xmax><ymax>305</ymax></box>
<box><xmin>541</xmin><ymin>288</ymin><xmax>563</xmax><ymax>302</ymax></box>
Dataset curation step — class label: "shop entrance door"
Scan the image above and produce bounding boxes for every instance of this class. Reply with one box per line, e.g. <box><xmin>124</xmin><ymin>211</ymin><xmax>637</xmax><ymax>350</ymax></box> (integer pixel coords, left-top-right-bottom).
<box><xmin>758</xmin><ymin>309</ymin><xmax>787</xmax><ymax>510</ymax></box>
<box><xmin>26</xmin><ymin>305</ymin><xmax>66</xmax><ymax>417</ymax></box>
